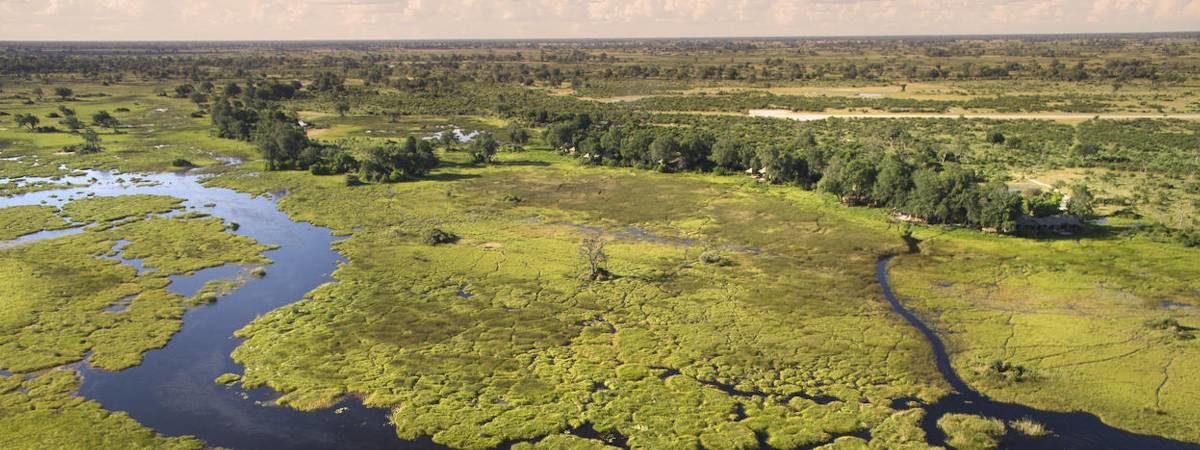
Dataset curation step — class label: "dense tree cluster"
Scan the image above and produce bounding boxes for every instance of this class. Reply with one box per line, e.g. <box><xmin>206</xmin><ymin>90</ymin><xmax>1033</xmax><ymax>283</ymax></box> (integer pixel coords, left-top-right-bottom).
<box><xmin>541</xmin><ymin>117</ymin><xmax>1101</xmax><ymax>233</ymax></box>
<box><xmin>359</xmin><ymin>137</ymin><xmax>439</xmax><ymax>182</ymax></box>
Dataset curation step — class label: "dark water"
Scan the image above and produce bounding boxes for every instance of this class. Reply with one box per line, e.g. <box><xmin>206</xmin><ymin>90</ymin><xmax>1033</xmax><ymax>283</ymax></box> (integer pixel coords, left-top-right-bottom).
<box><xmin>876</xmin><ymin>257</ymin><xmax>1199</xmax><ymax>450</ymax></box>
<box><xmin>1</xmin><ymin>171</ymin><xmax>439</xmax><ymax>450</ymax></box>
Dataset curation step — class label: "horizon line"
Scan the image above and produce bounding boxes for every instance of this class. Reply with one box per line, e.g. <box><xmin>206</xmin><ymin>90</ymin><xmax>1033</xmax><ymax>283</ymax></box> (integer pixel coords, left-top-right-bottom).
<box><xmin>2</xmin><ymin>30</ymin><xmax>1200</xmax><ymax>44</ymax></box>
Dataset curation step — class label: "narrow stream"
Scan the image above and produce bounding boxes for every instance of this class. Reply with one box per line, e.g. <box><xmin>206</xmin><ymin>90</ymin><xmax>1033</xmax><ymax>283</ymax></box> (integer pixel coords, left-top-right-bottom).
<box><xmin>1</xmin><ymin>170</ymin><xmax>441</xmax><ymax>450</ymax></box>
<box><xmin>876</xmin><ymin>256</ymin><xmax>1199</xmax><ymax>450</ymax></box>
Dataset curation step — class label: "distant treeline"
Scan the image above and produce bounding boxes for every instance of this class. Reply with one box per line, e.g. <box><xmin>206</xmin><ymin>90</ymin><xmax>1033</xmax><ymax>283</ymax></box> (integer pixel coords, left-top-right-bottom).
<box><xmin>3</xmin><ymin>36</ymin><xmax>1197</xmax><ymax>85</ymax></box>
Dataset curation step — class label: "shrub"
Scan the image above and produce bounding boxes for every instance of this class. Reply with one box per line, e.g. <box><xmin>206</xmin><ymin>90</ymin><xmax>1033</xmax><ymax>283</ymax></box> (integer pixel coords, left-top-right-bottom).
<box><xmin>424</xmin><ymin>228</ymin><xmax>459</xmax><ymax>245</ymax></box>
<box><xmin>978</xmin><ymin>359</ymin><xmax>1031</xmax><ymax>383</ymax></box>
<box><xmin>699</xmin><ymin>251</ymin><xmax>733</xmax><ymax>266</ymax></box>
<box><xmin>171</xmin><ymin>159</ymin><xmax>194</xmax><ymax>168</ymax></box>
<box><xmin>344</xmin><ymin>174</ymin><xmax>362</xmax><ymax>186</ymax></box>
<box><xmin>1009</xmin><ymin>418</ymin><xmax>1049</xmax><ymax>437</ymax></box>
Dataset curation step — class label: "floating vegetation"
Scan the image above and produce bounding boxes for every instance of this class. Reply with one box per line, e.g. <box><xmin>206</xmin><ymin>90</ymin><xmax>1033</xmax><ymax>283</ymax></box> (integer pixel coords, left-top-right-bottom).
<box><xmin>937</xmin><ymin>414</ymin><xmax>1005</xmax><ymax>450</ymax></box>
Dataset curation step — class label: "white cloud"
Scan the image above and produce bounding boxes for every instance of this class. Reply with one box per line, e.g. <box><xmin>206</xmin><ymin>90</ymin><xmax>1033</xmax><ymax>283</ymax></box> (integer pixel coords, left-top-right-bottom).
<box><xmin>0</xmin><ymin>0</ymin><xmax>1196</xmax><ymax>40</ymax></box>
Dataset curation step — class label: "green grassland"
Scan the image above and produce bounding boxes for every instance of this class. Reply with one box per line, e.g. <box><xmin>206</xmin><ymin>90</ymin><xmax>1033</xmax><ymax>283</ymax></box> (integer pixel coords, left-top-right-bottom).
<box><xmin>0</xmin><ymin>80</ymin><xmax>256</xmax><ymax>177</ymax></box>
<box><xmin>888</xmin><ymin>226</ymin><xmax>1200</xmax><ymax>442</ymax></box>
<box><xmin>0</xmin><ymin>197</ymin><xmax>273</xmax><ymax>372</ymax></box>
<box><xmin>0</xmin><ymin>205</ymin><xmax>72</xmax><ymax>240</ymax></box>
<box><xmin>1</xmin><ymin>39</ymin><xmax>1199</xmax><ymax>450</ymax></box>
<box><xmin>0</xmin><ymin>194</ymin><xmax>274</xmax><ymax>446</ymax></box>
<box><xmin>212</xmin><ymin>150</ymin><xmax>946</xmax><ymax>449</ymax></box>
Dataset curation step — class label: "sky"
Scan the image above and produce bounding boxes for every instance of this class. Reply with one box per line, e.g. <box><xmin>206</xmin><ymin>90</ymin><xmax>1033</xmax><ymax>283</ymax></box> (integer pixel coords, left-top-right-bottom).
<box><xmin>0</xmin><ymin>0</ymin><xmax>1198</xmax><ymax>41</ymax></box>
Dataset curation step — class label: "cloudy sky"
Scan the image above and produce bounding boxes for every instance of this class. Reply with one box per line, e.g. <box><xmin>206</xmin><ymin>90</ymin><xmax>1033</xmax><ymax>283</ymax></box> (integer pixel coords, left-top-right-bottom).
<box><xmin>0</xmin><ymin>0</ymin><xmax>1198</xmax><ymax>40</ymax></box>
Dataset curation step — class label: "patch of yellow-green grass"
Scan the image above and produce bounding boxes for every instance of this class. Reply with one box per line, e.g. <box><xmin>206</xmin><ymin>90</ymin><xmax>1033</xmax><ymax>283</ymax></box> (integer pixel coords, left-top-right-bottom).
<box><xmin>1008</xmin><ymin>417</ymin><xmax>1049</xmax><ymax>437</ymax></box>
<box><xmin>0</xmin><ymin>180</ymin><xmax>80</xmax><ymax>198</ymax></box>
<box><xmin>867</xmin><ymin>408</ymin><xmax>937</xmax><ymax>449</ymax></box>
<box><xmin>0</xmin><ymin>231</ymin><xmax>183</xmax><ymax>372</ymax></box>
<box><xmin>188</xmin><ymin>277</ymin><xmax>246</xmax><ymax>306</ymax></box>
<box><xmin>61</xmin><ymin>194</ymin><xmax>183</xmax><ymax>223</ymax></box>
<box><xmin>511</xmin><ymin>434</ymin><xmax>618</xmax><ymax>450</ymax></box>
<box><xmin>0</xmin><ymin>203</ymin><xmax>275</xmax><ymax>373</ymax></box>
<box><xmin>0</xmin><ymin>205</ymin><xmax>72</xmax><ymax>240</ymax></box>
<box><xmin>889</xmin><ymin>226</ymin><xmax>1200</xmax><ymax>443</ymax></box>
<box><xmin>217</xmin><ymin>149</ymin><xmax>943</xmax><ymax>449</ymax></box>
<box><xmin>814</xmin><ymin>436</ymin><xmax>871</xmax><ymax>450</ymax></box>
<box><xmin>0</xmin><ymin>371</ymin><xmax>203</xmax><ymax>450</ymax></box>
<box><xmin>104</xmin><ymin>217</ymin><xmax>275</xmax><ymax>274</ymax></box>
<box><xmin>937</xmin><ymin>413</ymin><xmax>1005</xmax><ymax>450</ymax></box>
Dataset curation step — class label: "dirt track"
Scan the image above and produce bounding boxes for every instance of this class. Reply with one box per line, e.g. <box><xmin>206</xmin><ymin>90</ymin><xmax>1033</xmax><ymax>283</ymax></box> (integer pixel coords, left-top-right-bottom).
<box><xmin>748</xmin><ymin>109</ymin><xmax>1200</xmax><ymax>121</ymax></box>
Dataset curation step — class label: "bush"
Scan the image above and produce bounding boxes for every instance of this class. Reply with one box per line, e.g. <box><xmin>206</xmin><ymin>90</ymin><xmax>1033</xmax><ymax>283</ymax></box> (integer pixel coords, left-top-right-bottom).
<box><xmin>424</xmin><ymin>228</ymin><xmax>459</xmax><ymax>245</ymax></box>
<box><xmin>979</xmin><ymin>359</ymin><xmax>1030</xmax><ymax>383</ymax></box>
<box><xmin>1009</xmin><ymin>418</ymin><xmax>1049</xmax><ymax>437</ymax></box>
<box><xmin>1071</xmin><ymin>142</ymin><xmax>1100</xmax><ymax>157</ymax></box>
<box><xmin>344</xmin><ymin>174</ymin><xmax>362</xmax><ymax>186</ymax></box>
<box><xmin>699</xmin><ymin>251</ymin><xmax>733</xmax><ymax>266</ymax></box>
<box><xmin>171</xmin><ymin>159</ymin><xmax>194</xmax><ymax>168</ymax></box>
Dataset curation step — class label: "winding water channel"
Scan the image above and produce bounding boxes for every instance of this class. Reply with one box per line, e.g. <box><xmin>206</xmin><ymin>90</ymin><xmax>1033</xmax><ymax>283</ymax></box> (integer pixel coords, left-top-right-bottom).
<box><xmin>1</xmin><ymin>169</ymin><xmax>1196</xmax><ymax>449</ymax></box>
<box><xmin>1</xmin><ymin>170</ymin><xmax>438</xmax><ymax>449</ymax></box>
<box><xmin>876</xmin><ymin>256</ymin><xmax>1199</xmax><ymax>450</ymax></box>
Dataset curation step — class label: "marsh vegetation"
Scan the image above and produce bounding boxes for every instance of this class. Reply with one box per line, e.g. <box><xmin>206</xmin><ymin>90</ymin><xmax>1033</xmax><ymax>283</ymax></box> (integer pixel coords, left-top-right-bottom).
<box><xmin>0</xmin><ymin>35</ymin><xmax>1197</xmax><ymax>449</ymax></box>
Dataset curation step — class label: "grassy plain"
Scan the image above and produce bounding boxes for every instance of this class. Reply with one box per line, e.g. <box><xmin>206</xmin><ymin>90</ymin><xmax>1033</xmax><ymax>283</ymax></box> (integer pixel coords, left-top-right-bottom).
<box><xmin>214</xmin><ymin>149</ymin><xmax>947</xmax><ymax>449</ymax></box>
<box><xmin>1</xmin><ymin>53</ymin><xmax>1198</xmax><ymax>450</ymax></box>
<box><xmin>889</xmin><ymin>226</ymin><xmax>1200</xmax><ymax>442</ymax></box>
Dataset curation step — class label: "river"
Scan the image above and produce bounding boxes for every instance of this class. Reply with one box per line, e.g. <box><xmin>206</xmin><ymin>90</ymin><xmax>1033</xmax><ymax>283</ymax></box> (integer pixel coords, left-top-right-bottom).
<box><xmin>0</xmin><ymin>170</ymin><xmax>441</xmax><ymax>450</ymax></box>
<box><xmin>1</xmin><ymin>169</ymin><xmax>1196</xmax><ymax>449</ymax></box>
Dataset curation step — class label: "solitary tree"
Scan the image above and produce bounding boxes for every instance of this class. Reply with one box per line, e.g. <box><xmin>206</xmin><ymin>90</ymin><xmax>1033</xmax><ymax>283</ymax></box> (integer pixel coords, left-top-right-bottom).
<box><xmin>175</xmin><ymin>84</ymin><xmax>195</xmax><ymax>98</ymax></box>
<box><xmin>335</xmin><ymin>99</ymin><xmax>350</xmax><ymax>117</ymax></box>
<box><xmin>54</xmin><ymin>87</ymin><xmax>73</xmax><ymax>100</ymax></box>
<box><xmin>438</xmin><ymin>129</ymin><xmax>460</xmax><ymax>150</ymax></box>
<box><xmin>468</xmin><ymin>133</ymin><xmax>500</xmax><ymax>164</ymax></box>
<box><xmin>1066</xmin><ymin>184</ymin><xmax>1095</xmax><ymax>219</ymax></box>
<box><xmin>15</xmin><ymin>113</ymin><xmax>39</xmax><ymax>131</ymax></box>
<box><xmin>189</xmin><ymin>92</ymin><xmax>208</xmax><ymax>106</ymax></box>
<box><xmin>506</xmin><ymin>124</ymin><xmax>529</xmax><ymax>146</ymax></box>
<box><xmin>32</xmin><ymin>87</ymin><xmax>44</xmax><ymax>101</ymax></box>
<box><xmin>579</xmin><ymin>233</ymin><xmax>611</xmax><ymax>281</ymax></box>
<box><xmin>60</xmin><ymin>115</ymin><xmax>83</xmax><ymax>132</ymax></box>
<box><xmin>91</xmin><ymin>110</ymin><xmax>120</xmax><ymax>132</ymax></box>
<box><xmin>80</xmin><ymin>128</ymin><xmax>102</xmax><ymax>153</ymax></box>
